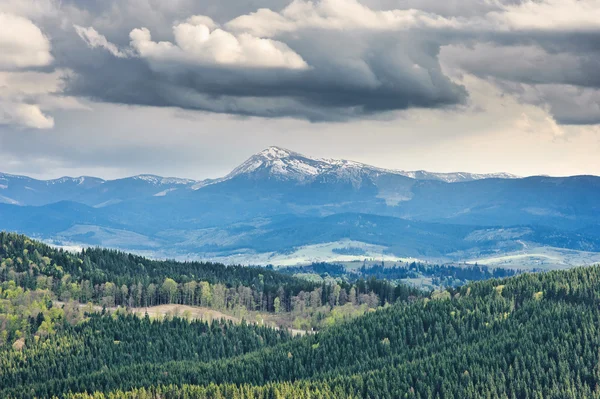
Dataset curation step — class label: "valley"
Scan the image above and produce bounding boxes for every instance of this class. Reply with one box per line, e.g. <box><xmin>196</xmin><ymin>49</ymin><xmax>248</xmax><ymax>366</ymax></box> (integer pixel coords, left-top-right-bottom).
<box><xmin>4</xmin><ymin>231</ymin><xmax>600</xmax><ymax>398</ymax></box>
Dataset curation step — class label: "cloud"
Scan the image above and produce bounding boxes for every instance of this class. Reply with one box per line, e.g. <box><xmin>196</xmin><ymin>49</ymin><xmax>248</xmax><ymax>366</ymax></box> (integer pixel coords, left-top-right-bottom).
<box><xmin>0</xmin><ymin>71</ymin><xmax>63</xmax><ymax>129</ymax></box>
<box><xmin>0</xmin><ymin>0</ymin><xmax>59</xmax><ymax>20</ymax></box>
<box><xmin>60</xmin><ymin>1</ymin><xmax>467</xmax><ymax>121</ymax></box>
<box><xmin>441</xmin><ymin>41</ymin><xmax>600</xmax><ymax>124</ymax></box>
<box><xmin>0</xmin><ymin>102</ymin><xmax>54</xmax><ymax>129</ymax></box>
<box><xmin>492</xmin><ymin>0</ymin><xmax>600</xmax><ymax>31</ymax></box>
<box><xmin>0</xmin><ymin>5</ymin><xmax>88</xmax><ymax>130</ymax></box>
<box><xmin>74</xmin><ymin>25</ymin><xmax>129</xmax><ymax>58</ymax></box>
<box><xmin>225</xmin><ymin>0</ymin><xmax>461</xmax><ymax>36</ymax></box>
<box><xmin>0</xmin><ymin>12</ymin><xmax>53</xmax><ymax>69</ymax></box>
<box><xmin>506</xmin><ymin>83</ymin><xmax>600</xmax><ymax>126</ymax></box>
<box><xmin>129</xmin><ymin>16</ymin><xmax>308</xmax><ymax>69</ymax></box>
<box><xmin>0</xmin><ymin>69</ymin><xmax>88</xmax><ymax>130</ymax></box>
<box><xmin>3</xmin><ymin>0</ymin><xmax>600</xmax><ymax>125</ymax></box>
<box><xmin>442</xmin><ymin>43</ymin><xmax>598</xmax><ymax>87</ymax></box>
<box><xmin>0</xmin><ymin>12</ymin><xmax>63</xmax><ymax>129</ymax></box>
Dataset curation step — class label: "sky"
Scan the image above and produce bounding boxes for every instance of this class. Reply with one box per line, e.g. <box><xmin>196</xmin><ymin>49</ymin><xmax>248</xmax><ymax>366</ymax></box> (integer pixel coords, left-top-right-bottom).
<box><xmin>1</xmin><ymin>0</ymin><xmax>599</xmax><ymax>180</ymax></box>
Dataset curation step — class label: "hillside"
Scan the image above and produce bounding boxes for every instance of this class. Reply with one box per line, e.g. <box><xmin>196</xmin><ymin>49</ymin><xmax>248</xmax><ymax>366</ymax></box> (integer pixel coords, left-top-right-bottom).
<box><xmin>0</xmin><ymin>232</ymin><xmax>420</xmax><ymax>331</ymax></box>
<box><xmin>2</xmin><ymin>232</ymin><xmax>600</xmax><ymax>397</ymax></box>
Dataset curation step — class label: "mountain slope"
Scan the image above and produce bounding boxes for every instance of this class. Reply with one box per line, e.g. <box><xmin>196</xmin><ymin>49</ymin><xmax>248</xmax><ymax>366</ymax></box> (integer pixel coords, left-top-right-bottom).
<box><xmin>6</xmin><ymin>262</ymin><xmax>600</xmax><ymax>398</ymax></box>
<box><xmin>195</xmin><ymin>146</ymin><xmax>518</xmax><ymax>188</ymax></box>
<box><xmin>0</xmin><ymin>173</ymin><xmax>196</xmax><ymax>207</ymax></box>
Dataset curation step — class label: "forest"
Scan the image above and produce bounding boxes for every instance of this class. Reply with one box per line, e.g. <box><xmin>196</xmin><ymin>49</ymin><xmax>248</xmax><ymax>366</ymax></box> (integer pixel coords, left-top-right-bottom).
<box><xmin>0</xmin><ymin>232</ymin><xmax>421</xmax><ymax>333</ymax></box>
<box><xmin>3</xmin><ymin>232</ymin><xmax>600</xmax><ymax>398</ymax></box>
<box><xmin>279</xmin><ymin>261</ymin><xmax>522</xmax><ymax>287</ymax></box>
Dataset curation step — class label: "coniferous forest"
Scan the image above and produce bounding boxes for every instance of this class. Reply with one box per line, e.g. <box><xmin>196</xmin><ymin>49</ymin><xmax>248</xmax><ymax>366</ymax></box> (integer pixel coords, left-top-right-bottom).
<box><xmin>3</xmin><ymin>232</ymin><xmax>600</xmax><ymax>398</ymax></box>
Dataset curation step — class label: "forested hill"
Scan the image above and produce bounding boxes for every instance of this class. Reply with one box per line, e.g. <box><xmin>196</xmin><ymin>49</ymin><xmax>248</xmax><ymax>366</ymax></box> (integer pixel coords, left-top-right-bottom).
<box><xmin>0</xmin><ymin>231</ymin><xmax>318</xmax><ymax>314</ymax></box>
<box><xmin>0</xmin><ymin>232</ymin><xmax>419</xmax><ymax>317</ymax></box>
<box><xmin>0</xmin><ymin>231</ymin><xmax>303</xmax><ymax>288</ymax></box>
<box><xmin>3</xmin><ymin>228</ymin><xmax>600</xmax><ymax>398</ymax></box>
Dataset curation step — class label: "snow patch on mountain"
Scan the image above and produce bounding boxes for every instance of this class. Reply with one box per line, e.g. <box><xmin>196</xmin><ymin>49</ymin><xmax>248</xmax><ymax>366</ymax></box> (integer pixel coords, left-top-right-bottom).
<box><xmin>0</xmin><ymin>195</ymin><xmax>19</xmax><ymax>205</ymax></box>
<box><xmin>46</xmin><ymin>176</ymin><xmax>104</xmax><ymax>185</ymax></box>
<box><xmin>93</xmin><ymin>199</ymin><xmax>123</xmax><ymax>208</ymax></box>
<box><xmin>0</xmin><ymin>173</ymin><xmax>30</xmax><ymax>181</ymax></box>
<box><xmin>132</xmin><ymin>175</ymin><xmax>196</xmax><ymax>185</ymax></box>
<box><xmin>227</xmin><ymin>147</ymin><xmax>323</xmax><ymax>182</ymax></box>
<box><xmin>154</xmin><ymin>188</ymin><xmax>177</xmax><ymax>197</ymax></box>
<box><xmin>401</xmin><ymin>171</ymin><xmax>519</xmax><ymax>183</ymax></box>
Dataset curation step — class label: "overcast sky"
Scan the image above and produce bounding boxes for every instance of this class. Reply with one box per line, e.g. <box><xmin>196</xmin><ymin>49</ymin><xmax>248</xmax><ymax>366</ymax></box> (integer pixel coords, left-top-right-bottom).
<box><xmin>1</xmin><ymin>0</ymin><xmax>599</xmax><ymax>180</ymax></box>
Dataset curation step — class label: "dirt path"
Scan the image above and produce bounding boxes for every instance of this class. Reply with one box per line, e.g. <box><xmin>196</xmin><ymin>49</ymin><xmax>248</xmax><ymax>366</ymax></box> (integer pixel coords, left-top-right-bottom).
<box><xmin>55</xmin><ymin>301</ymin><xmax>309</xmax><ymax>336</ymax></box>
<box><xmin>128</xmin><ymin>304</ymin><xmax>239</xmax><ymax>322</ymax></box>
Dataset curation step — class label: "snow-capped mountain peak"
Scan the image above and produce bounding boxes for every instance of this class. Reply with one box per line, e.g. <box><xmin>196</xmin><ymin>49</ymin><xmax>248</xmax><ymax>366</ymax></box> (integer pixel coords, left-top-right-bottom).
<box><xmin>212</xmin><ymin>146</ymin><xmax>520</xmax><ymax>187</ymax></box>
<box><xmin>256</xmin><ymin>146</ymin><xmax>298</xmax><ymax>161</ymax></box>
<box><xmin>225</xmin><ymin>146</ymin><xmax>325</xmax><ymax>182</ymax></box>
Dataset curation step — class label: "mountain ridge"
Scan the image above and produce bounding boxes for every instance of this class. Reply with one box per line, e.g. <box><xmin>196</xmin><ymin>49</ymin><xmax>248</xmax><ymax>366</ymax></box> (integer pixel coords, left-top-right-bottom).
<box><xmin>0</xmin><ymin>146</ymin><xmax>523</xmax><ymax>206</ymax></box>
<box><xmin>0</xmin><ymin>146</ymin><xmax>598</xmax><ymax>266</ymax></box>
<box><xmin>194</xmin><ymin>146</ymin><xmax>521</xmax><ymax>188</ymax></box>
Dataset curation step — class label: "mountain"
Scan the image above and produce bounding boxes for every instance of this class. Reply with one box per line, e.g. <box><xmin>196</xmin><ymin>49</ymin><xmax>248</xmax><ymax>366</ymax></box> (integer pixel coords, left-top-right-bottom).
<box><xmin>0</xmin><ymin>147</ymin><xmax>517</xmax><ymax>207</ymax></box>
<box><xmin>0</xmin><ymin>146</ymin><xmax>598</xmax><ymax>266</ymax></box>
<box><xmin>0</xmin><ymin>172</ymin><xmax>196</xmax><ymax>207</ymax></box>
<box><xmin>196</xmin><ymin>146</ymin><xmax>518</xmax><ymax>187</ymax></box>
<box><xmin>0</xmin><ymin>173</ymin><xmax>104</xmax><ymax>206</ymax></box>
<box><xmin>398</xmin><ymin>169</ymin><xmax>518</xmax><ymax>183</ymax></box>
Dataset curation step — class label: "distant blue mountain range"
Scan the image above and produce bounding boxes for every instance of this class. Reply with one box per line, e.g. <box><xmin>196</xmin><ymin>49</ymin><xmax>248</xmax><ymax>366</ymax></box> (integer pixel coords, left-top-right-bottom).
<box><xmin>1</xmin><ymin>147</ymin><xmax>598</xmax><ymax>266</ymax></box>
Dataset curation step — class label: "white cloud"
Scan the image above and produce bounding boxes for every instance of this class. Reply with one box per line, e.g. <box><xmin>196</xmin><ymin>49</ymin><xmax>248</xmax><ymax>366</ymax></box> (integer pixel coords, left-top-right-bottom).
<box><xmin>185</xmin><ymin>15</ymin><xmax>218</xmax><ymax>30</ymax></box>
<box><xmin>0</xmin><ymin>70</ymin><xmax>86</xmax><ymax>130</ymax></box>
<box><xmin>129</xmin><ymin>16</ymin><xmax>308</xmax><ymax>69</ymax></box>
<box><xmin>0</xmin><ymin>12</ymin><xmax>53</xmax><ymax>70</ymax></box>
<box><xmin>226</xmin><ymin>0</ymin><xmax>460</xmax><ymax>37</ymax></box>
<box><xmin>0</xmin><ymin>12</ymin><xmax>68</xmax><ymax>129</ymax></box>
<box><xmin>223</xmin><ymin>0</ymin><xmax>600</xmax><ymax>40</ymax></box>
<box><xmin>74</xmin><ymin>25</ymin><xmax>129</xmax><ymax>58</ymax></box>
<box><xmin>0</xmin><ymin>102</ymin><xmax>54</xmax><ymax>129</ymax></box>
<box><xmin>492</xmin><ymin>0</ymin><xmax>600</xmax><ymax>31</ymax></box>
<box><xmin>0</xmin><ymin>0</ymin><xmax>59</xmax><ymax>20</ymax></box>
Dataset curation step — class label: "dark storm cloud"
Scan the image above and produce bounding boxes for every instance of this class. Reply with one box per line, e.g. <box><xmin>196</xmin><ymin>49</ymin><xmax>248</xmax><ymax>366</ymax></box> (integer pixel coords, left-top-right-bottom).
<box><xmin>18</xmin><ymin>0</ymin><xmax>474</xmax><ymax>121</ymax></box>
<box><xmin>7</xmin><ymin>0</ymin><xmax>600</xmax><ymax>124</ymax></box>
<box><xmin>58</xmin><ymin>29</ymin><xmax>467</xmax><ymax>121</ymax></box>
<box><xmin>440</xmin><ymin>28</ymin><xmax>600</xmax><ymax>124</ymax></box>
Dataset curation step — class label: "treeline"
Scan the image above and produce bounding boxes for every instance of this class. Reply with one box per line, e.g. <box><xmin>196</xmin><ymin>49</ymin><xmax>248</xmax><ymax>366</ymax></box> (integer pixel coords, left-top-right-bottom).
<box><xmin>6</xmin><ymin>265</ymin><xmax>600</xmax><ymax>397</ymax></box>
<box><xmin>0</xmin><ymin>312</ymin><xmax>292</xmax><ymax>394</ymax></box>
<box><xmin>0</xmin><ymin>232</ymin><xmax>313</xmax><ymax>304</ymax></box>
<box><xmin>360</xmin><ymin>262</ymin><xmax>521</xmax><ymax>286</ymax></box>
<box><xmin>0</xmin><ymin>232</ymin><xmax>425</xmax><ymax>342</ymax></box>
<box><xmin>281</xmin><ymin>261</ymin><xmax>521</xmax><ymax>286</ymax></box>
<box><xmin>0</xmin><ymin>233</ymin><xmax>420</xmax><ymax>313</ymax></box>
